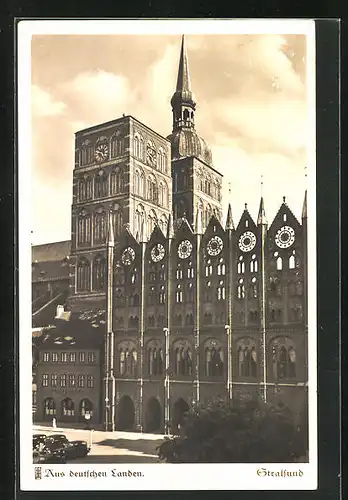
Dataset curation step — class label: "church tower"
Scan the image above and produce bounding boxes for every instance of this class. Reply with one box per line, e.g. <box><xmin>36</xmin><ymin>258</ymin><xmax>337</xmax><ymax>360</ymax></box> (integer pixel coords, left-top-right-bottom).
<box><xmin>168</xmin><ymin>36</ymin><xmax>223</xmax><ymax>231</ymax></box>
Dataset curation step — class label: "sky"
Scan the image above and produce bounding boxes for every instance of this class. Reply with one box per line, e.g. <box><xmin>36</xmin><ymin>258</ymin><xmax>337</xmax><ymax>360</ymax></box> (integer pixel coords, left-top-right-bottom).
<box><xmin>30</xmin><ymin>31</ymin><xmax>312</xmax><ymax>245</ymax></box>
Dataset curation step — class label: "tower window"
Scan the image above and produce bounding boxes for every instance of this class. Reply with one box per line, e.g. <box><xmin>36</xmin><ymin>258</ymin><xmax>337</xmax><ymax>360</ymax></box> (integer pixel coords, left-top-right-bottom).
<box><xmin>289</xmin><ymin>255</ymin><xmax>295</xmax><ymax>269</ymax></box>
<box><xmin>276</xmin><ymin>256</ymin><xmax>283</xmax><ymax>271</ymax></box>
<box><xmin>283</xmin><ymin>214</ymin><xmax>287</xmax><ymax>222</ymax></box>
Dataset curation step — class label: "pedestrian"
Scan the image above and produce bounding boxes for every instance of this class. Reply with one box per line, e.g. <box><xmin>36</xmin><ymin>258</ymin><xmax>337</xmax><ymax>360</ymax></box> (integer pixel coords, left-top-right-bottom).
<box><xmin>52</xmin><ymin>417</ymin><xmax>57</xmax><ymax>429</ymax></box>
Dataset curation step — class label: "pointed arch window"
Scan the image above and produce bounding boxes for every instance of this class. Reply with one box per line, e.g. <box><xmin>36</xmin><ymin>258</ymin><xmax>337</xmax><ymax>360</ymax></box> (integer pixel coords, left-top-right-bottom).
<box><xmin>205</xmin><ymin>205</ymin><xmax>212</xmax><ymax>228</ymax></box>
<box><xmin>175</xmin><ymin>285</ymin><xmax>183</xmax><ymax>303</ymax></box>
<box><xmin>250</xmin><ymin>254</ymin><xmax>258</xmax><ymax>272</ymax></box>
<box><xmin>92</xmin><ymin>255</ymin><xmax>106</xmax><ymax>291</ymax></box>
<box><xmin>237</xmin><ymin>279</ymin><xmax>245</xmax><ymax>299</ymax></box>
<box><xmin>95</xmin><ymin>170</ymin><xmax>108</xmax><ymax>198</ymax></box>
<box><xmin>236</xmin><ymin>340</ymin><xmax>257</xmax><ymax>377</ymax></box>
<box><xmin>176</xmin><ymin>264</ymin><xmax>183</xmax><ymax>280</ymax></box>
<box><xmin>217</xmin><ymin>258</ymin><xmax>226</xmax><ymax>276</ymax></box>
<box><xmin>271</xmin><ymin>340</ymin><xmax>296</xmax><ymax>379</ymax></box>
<box><xmin>134</xmin><ymin>168</ymin><xmax>144</xmax><ymax>197</ymax></box>
<box><xmin>81</xmin><ymin>140</ymin><xmax>94</xmax><ymax>166</ymax></box>
<box><xmin>159</xmin><ymin>285</ymin><xmax>166</xmax><ymax>304</ymax></box>
<box><xmin>78</xmin><ymin>211</ymin><xmax>91</xmax><ymax>246</ymax></box>
<box><xmin>110</xmin><ymin>168</ymin><xmax>124</xmax><ymax>195</ymax></box>
<box><xmin>238</xmin><ymin>256</ymin><xmax>245</xmax><ymax>274</ymax></box>
<box><xmin>78</xmin><ymin>176</ymin><xmax>93</xmax><ymax>201</ymax></box>
<box><xmin>205</xmin><ymin>259</ymin><xmax>213</xmax><ymax>277</ymax></box>
<box><xmin>276</xmin><ymin>256</ymin><xmax>283</xmax><ymax>270</ymax></box>
<box><xmin>148</xmin><ymin>286</ymin><xmax>156</xmax><ymax>306</ymax></box>
<box><xmin>205</xmin><ymin>343</ymin><xmax>224</xmax><ymax>376</ymax></box>
<box><xmin>44</xmin><ymin>397</ymin><xmax>56</xmax><ymax>416</ymax></box>
<box><xmin>147</xmin><ymin>175</ymin><xmax>157</xmax><ymax>203</ymax></box>
<box><xmin>61</xmin><ymin>398</ymin><xmax>75</xmax><ymax>417</ymax></box>
<box><xmin>173</xmin><ymin>343</ymin><xmax>193</xmax><ymax>376</ymax></box>
<box><xmin>94</xmin><ymin>209</ymin><xmax>107</xmax><ymax>244</ymax></box>
<box><xmin>217</xmin><ymin>281</ymin><xmax>226</xmax><ymax>300</ymax></box>
<box><xmin>148</xmin><ymin>346</ymin><xmax>164</xmax><ymax>376</ymax></box>
<box><xmin>148</xmin><ymin>209</ymin><xmax>157</xmax><ymax>237</ymax></box>
<box><xmin>111</xmin><ymin>134</ymin><xmax>124</xmax><ymax>158</ymax></box>
<box><xmin>112</xmin><ymin>204</ymin><xmax>123</xmax><ymax>236</ymax></box>
<box><xmin>187</xmin><ymin>283</ymin><xmax>194</xmax><ymax>302</ymax></box>
<box><xmin>77</xmin><ymin>258</ymin><xmax>90</xmax><ymax>292</ymax></box>
<box><xmin>289</xmin><ymin>255</ymin><xmax>295</xmax><ymax>269</ymax></box>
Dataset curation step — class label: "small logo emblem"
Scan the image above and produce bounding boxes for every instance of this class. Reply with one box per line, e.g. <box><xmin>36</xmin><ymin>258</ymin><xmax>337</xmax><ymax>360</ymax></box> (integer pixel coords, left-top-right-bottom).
<box><xmin>34</xmin><ymin>467</ymin><xmax>42</xmax><ymax>480</ymax></box>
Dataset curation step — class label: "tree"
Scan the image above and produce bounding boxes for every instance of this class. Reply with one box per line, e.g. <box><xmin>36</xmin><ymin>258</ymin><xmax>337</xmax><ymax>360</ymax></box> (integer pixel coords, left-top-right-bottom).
<box><xmin>157</xmin><ymin>398</ymin><xmax>307</xmax><ymax>463</ymax></box>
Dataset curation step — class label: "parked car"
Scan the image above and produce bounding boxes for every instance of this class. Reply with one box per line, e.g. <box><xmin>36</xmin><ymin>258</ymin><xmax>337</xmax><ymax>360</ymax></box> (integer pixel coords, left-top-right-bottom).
<box><xmin>33</xmin><ymin>434</ymin><xmax>47</xmax><ymax>451</ymax></box>
<box><xmin>33</xmin><ymin>447</ymin><xmax>67</xmax><ymax>464</ymax></box>
<box><xmin>40</xmin><ymin>435</ymin><xmax>69</xmax><ymax>463</ymax></box>
<box><xmin>67</xmin><ymin>440</ymin><xmax>90</xmax><ymax>459</ymax></box>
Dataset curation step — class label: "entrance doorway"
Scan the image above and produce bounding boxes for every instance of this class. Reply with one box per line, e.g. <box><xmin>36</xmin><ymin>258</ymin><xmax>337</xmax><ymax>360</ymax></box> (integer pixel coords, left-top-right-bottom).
<box><xmin>116</xmin><ymin>395</ymin><xmax>135</xmax><ymax>431</ymax></box>
<box><xmin>171</xmin><ymin>398</ymin><xmax>189</xmax><ymax>434</ymax></box>
<box><xmin>144</xmin><ymin>398</ymin><xmax>162</xmax><ymax>433</ymax></box>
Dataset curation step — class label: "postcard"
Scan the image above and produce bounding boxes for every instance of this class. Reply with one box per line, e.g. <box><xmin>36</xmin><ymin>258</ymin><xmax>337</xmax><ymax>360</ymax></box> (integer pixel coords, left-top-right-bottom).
<box><xmin>18</xmin><ymin>18</ymin><xmax>317</xmax><ymax>491</ymax></box>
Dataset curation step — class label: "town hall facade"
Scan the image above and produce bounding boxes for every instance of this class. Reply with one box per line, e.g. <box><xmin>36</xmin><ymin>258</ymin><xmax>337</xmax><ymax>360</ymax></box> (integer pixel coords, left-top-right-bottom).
<box><xmin>33</xmin><ymin>36</ymin><xmax>308</xmax><ymax>434</ymax></box>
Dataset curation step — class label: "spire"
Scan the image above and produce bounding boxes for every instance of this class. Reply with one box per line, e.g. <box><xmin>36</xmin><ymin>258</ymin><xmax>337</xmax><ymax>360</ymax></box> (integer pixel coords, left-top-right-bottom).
<box><xmin>176</xmin><ymin>35</ymin><xmax>192</xmax><ymax>94</ymax></box>
<box><xmin>167</xmin><ymin>213</ymin><xmax>175</xmax><ymax>239</ymax></box>
<box><xmin>107</xmin><ymin>211</ymin><xmax>114</xmax><ymax>247</ymax></box>
<box><xmin>225</xmin><ymin>203</ymin><xmax>234</xmax><ymax>230</ymax></box>
<box><xmin>170</xmin><ymin>35</ymin><xmax>196</xmax><ymax>132</ymax></box>
<box><xmin>195</xmin><ymin>208</ymin><xmax>203</xmax><ymax>235</ymax></box>
<box><xmin>257</xmin><ymin>197</ymin><xmax>267</xmax><ymax>225</ymax></box>
<box><xmin>302</xmin><ymin>190</ymin><xmax>307</xmax><ymax>219</ymax></box>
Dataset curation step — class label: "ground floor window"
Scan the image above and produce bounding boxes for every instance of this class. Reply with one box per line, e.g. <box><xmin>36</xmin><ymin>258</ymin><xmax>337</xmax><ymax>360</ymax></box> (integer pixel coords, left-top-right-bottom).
<box><xmin>43</xmin><ymin>397</ymin><xmax>56</xmax><ymax>417</ymax></box>
<box><xmin>61</xmin><ymin>397</ymin><xmax>75</xmax><ymax>417</ymax></box>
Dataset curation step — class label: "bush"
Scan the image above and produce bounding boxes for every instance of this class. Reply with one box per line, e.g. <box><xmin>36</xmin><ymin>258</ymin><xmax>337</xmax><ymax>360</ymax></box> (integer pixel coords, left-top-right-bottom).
<box><xmin>157</xmin><ymin>398</ymin><xmax>307</xmax><ymax>463</ymax></box>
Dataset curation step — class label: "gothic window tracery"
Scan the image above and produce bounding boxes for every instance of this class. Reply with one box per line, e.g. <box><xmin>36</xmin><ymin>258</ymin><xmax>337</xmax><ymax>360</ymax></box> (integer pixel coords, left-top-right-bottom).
<box><xmin>147</xmin><ymin>175</ymin><xmax>158</xmax><ymax>204</ymax></box>
<box><xmin>236</xmin><ymin>338</ymin><xmax>257</xmax><ymax>377</ymax></box>
<box><xmin>78</xmin><ymin>176</ymin><xmax>93</xmax><ymax>201</ymax></box>
<box><xmin>95</xmin><ymin>170</ymin><xmax>108</xmax><ymax>198</ymax></box>
<box><xmin>135</xmin><ymin>204</ymin><xmax>145</xmax><ymax>238</ymax></box>
<box><xmin>147</xmin><ymin>209</ymin><xmax>157</xmax><ymax>236</ymax></box>
<box><xmin>109</xmin><ymin>203</ymin><xmax>123</xmax><ymax>237</ymax></box>
<box><xmin>204</xmin><ymin>340</ymin><xmax>224</xmax><ymax>376</ymax></box>
<box><xmin>94</xmin><ymin>208</ymin><xmax>107</xmax><ymax>244</ymax></box>
<box><xmin>147</xmin><ymin>341</ymin><xmax>164</xmax><ymax>376</ymax></box>
<box><xmin>118</xmin><ymin>342</ymin><xmax>137</xmax><ymax>376</ymax></box>
<box><xmin>270</xmin><ymin>338</ymin><xmax>296</xmax><ymax>379</ymax></box>
<box><xmin>173</xmin><ymin>341</ymin><xmax>193</xmax><ymax>376</ymax></box>
<box><xmin>76</xmin><ymin>258</ymin><xmax>90</xmax><ymax>292</ymax></box>
<box><xmin>81</xmin><ymin>140</ymin><xmax>94</xmax><ymax>166</ymax></box>
<box><xmin>77</xmin><ymin>210</ymin><xmax>91</xmax><ymax>246</ymax></box>
<box><xmin>110</xmin><ymin>168</ymin><xmax>124</xmax><ymax>195</ymax></box>
<box><xmin>134</xmin><ymin>168</ymin><xmax>145</xmax><ymax>197</ymax></box>
<box><xmin>110</xmin><ymin>133</ymin><xmax>124</xmax><ymax>157</ymax></box>
<box><xmin>92</xmin><ymin>255</ymin><xmax>106</xmax><ymax>291</ymax></box>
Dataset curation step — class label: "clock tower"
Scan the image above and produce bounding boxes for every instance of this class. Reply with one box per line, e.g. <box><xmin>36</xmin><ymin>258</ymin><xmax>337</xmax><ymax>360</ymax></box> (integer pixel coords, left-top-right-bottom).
<box><xmin>167</xmin><ymin>36</ymin><xmax>223</xmax><ymax>231</ymax></box>
<box><xmin>68</xmin><ymin>115</ymin><xmax>172</xmax><ymax>313</ymax></box>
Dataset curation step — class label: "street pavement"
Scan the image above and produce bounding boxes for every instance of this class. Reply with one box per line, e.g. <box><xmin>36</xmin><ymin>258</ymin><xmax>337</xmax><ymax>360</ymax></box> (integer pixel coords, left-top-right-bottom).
<box><xmin>33</xmin><ymin>425</ymin><xmax>166</xmax><ymax>463</ymax></box>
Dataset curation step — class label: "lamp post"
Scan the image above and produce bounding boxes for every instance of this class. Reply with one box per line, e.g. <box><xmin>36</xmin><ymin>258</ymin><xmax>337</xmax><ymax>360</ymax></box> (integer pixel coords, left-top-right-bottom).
<box><xmin>225</xmin><ymin>325</ymin><xmax>232</xmax><ymax>400</ymax></box>
<box><xmin>163</xmin><ymin>327</ymin><xmax>170</xmax><ymax>435</ymax></box>
<box><xmin>104</xmin><ymin>397</ymin><xmax>110</xmax><ymax>431</ymax></box>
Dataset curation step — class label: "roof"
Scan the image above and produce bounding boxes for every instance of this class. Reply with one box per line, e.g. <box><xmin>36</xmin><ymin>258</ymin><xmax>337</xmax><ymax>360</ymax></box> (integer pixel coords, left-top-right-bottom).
<box><xmin>32</xmin><ymin>291</ymin><xmax>69</xmax><ymax>329</ymax></box>
<box><xmin>32</xmin><ymin>240</ymin><xmax>71</xmax><ymax>263</ymax></box>
<box><xmin>32</xmin><ymin>260</ymin><xmax>70</xmax><ymax>282</ymax></box>
<box><xmin>34</xmin><ymin>311</ymin><xmax>105</xmax><ymax>350</ymax></box>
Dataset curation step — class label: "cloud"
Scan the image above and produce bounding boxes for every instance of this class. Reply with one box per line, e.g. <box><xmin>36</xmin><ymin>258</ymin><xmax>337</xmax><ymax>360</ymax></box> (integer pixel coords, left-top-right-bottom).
<box><xmin>31</xmin><ymin>85</ymin><xmax>66</xmax><ymax>117</ymax></box>
<box><xmin>29</xmin><ymin>34</ymin><xmax>310</xmax><ymax>244</ymax></box>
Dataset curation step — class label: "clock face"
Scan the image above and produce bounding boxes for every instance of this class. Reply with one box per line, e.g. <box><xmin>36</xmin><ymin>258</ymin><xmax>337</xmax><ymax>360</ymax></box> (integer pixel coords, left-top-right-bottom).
<box><xmin>207</xmin><ymin>236</ymin><xmax>223</xmax><ymax>256</ymax></box>
<box><xmin>121</xmin><ymin>246</ymin><xmax>135</xmax><ymax>266</ymax></box>
<box><xmin>275</xmin><ymin>226</ymin><xmax>295</xmax><ymax>249</ymax></box>
<box><xmin>178</xmin><ymin>239</ymin><xmax>193</xmax><ymax>259</ymax></box>
<box><xmin>239</xmin><ymin>231</ymin><xmax>257</xmax><ymax>252</ymax></box>
<box><xmin>151</xmin><ymin>243</ymin><xmax>165</xmax><ymax>262</ymax></box>
<box><xmin>95</xmin><ymin>144</ymin><xmax>108</xmax><ymax>162</ymax></box>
